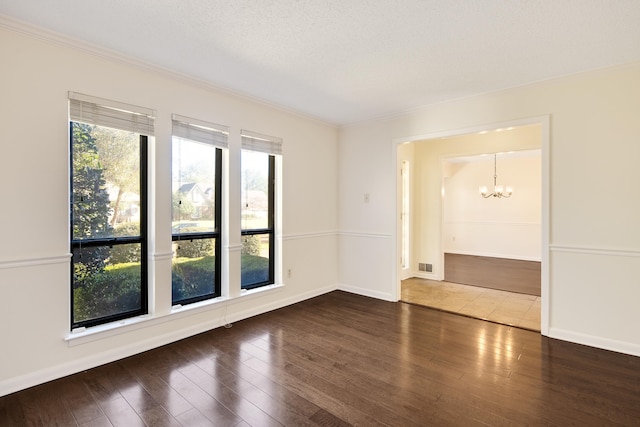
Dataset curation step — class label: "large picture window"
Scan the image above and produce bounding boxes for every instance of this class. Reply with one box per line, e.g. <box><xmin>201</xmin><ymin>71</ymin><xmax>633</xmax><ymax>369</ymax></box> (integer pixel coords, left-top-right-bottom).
<box><xmin>69</xmin><ymin>93</ymin><xmax>154</xmax><ymax>329</ymax></box>
<box><xmin>171</xmin><ymin>115</ymin><xmax>227</xmax><ymax>305</ymax></box>
<box><xmin>241</xmin><ymin>130</ymin><xmax>281</xmax><ymax>290</ymax></box>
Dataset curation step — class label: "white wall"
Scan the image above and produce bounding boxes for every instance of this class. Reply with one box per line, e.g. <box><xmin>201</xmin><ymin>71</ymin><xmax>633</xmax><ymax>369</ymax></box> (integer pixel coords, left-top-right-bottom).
<box><xmin>0</xmin><ymin>23</ymin><xmax>338</xmax><ymax>396</ymax></box>
<box><xmin>442</xmin><ymin>151</ymin><xmax>541</xmax><ymax>261</ymax></box>
<box><xmin>338</xmin><ymin>61</ymin><xmax>640</xmax><ymax>357</ymax></box>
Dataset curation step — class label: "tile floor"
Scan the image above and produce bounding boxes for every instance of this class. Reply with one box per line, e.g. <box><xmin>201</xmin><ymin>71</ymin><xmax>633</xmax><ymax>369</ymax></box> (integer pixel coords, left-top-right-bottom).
<box><xmin>401</xmin><ymin>277</ymin><xmax>541</xmax><ymax>331</ymax></box>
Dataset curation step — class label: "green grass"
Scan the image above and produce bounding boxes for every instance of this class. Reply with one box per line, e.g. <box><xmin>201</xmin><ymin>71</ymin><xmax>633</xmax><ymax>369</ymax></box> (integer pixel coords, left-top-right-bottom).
<box><xmin>75</xmin><ymin>254</ymin><xmax>271</xmax><ymax>322</ymax></box>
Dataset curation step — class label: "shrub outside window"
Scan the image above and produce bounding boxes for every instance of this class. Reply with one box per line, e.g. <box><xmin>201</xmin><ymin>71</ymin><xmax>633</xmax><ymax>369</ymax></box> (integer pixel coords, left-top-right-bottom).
<box><xmin>240</xmin><ymin>130</ymin><xmax>281</xmax><ymax>290</ymax></box>
<box><xmin>69</xmin><ymin>93</ymin><xmax>153</xmax><ymax>329</ymax></box>
<box><xmin>171</xmin><ymin>115</ymin><xmax>227</xmax><ymax>305</ymax></box>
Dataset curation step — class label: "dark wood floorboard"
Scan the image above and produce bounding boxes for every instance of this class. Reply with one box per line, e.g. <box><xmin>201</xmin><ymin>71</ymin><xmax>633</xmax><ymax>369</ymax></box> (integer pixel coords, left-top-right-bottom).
<box><xmin>445</xmin><ymin>253</ymin><xmax>541</xmax><ymax>296</ymax></box>
<box><xmin>1</xmin><ymin>290</ymin><xmax>639</xmax><ymax>426</ymax></box>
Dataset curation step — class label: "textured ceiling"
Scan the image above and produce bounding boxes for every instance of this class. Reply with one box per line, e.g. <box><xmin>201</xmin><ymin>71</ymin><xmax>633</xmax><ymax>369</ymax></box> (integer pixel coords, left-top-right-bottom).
<box><xmin>2</xmin><ymin>1</ymin><xmax>640</xmax><ymax>125</ymax></box>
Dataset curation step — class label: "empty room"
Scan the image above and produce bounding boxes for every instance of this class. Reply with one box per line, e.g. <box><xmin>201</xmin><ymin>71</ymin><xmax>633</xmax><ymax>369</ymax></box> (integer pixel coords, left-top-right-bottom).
<box><xmin>1</xmin><ymin>1</ymin><xmax>640</xmax><ymax>425</ymax></box>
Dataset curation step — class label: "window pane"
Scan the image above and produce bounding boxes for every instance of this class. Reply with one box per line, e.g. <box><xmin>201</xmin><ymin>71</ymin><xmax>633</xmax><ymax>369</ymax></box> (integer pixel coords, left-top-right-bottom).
<box><xmin>172</xmin><ymin>238</ymin><xmax>216</xmax><ymax>303</ymax></box>
<box><xmin>241</xmin><ymin>234</ymin><xmax>270</xmax><ymax>289</ymax></box>
<box><xmin>70</xmin><ymin>121</ymin><xmax>146</xmax><ymax>329</ymax></box>
<box><xmin>172</xmin><ymin>137</ymin><xmax>217</xmax><ymax>234</ymax></box>
<box><xmin>241</xmin><ymin>150</ymin><xmax>269</xmax><ymax>230</ymax></box>
<box><xmin>72</xmin><ymin>244</ymin><xmax>142</xmax><ymax>323</ymax></box>
<box><xmin>71</xmin><ymin>123</ymin><xmax>141</xmax><ymax>240</ymax></box>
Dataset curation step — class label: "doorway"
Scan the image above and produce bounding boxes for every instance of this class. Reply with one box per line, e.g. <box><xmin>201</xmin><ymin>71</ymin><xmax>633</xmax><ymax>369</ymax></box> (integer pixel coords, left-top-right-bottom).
<box><xmin>394</xmin><ymin>117</ymin><xmax>549</xmax><ymax>333</ymax></box>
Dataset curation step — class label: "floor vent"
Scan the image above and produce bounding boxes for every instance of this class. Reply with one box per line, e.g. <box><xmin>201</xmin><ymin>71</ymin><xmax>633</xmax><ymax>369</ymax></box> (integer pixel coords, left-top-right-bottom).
<box><xmin>418</xmin><ymin>263</ymin><xmax>433</xmax><ymax>273</ymax></box>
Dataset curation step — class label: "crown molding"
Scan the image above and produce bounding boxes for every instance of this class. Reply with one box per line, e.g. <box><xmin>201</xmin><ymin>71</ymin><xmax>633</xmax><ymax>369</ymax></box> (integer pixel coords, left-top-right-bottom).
<box><xmin>0</xmin><ymin>14</ymin><xmax>337</xmax><ymax>128</ymax></box>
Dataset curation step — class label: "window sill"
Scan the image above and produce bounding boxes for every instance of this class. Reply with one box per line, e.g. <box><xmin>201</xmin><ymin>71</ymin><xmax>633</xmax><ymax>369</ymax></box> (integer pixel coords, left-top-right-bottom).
<box><xmin>65</xmin><ymin>283</ymin><xmax>285</xmax><ymax>347</ymax></box>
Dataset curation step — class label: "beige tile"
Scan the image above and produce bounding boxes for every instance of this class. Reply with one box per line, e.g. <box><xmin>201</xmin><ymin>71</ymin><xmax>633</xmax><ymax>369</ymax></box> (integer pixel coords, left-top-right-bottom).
<box><xmin>401</xmin><ymin>278</ymin><xmax>541</xmax><ymax>331</ymax></box>
<box><xmin>472</xmin><ymin>293</ymin><xmax>508</xmax><ymax>306</ymax></box>
<box><xmin>522</xmin><ymin>305</ymin><xmax>541</xmax><ymax>322</ymax></box>
<box><xmin>517</xmin><ymin>317</ymin><xmax>541</xmax><ymax>331</ymax></box>
<box><xmin>509</xmin><ymin>293</ymin><xmax>538</xmax><ymax>301</ymax></box>
<box><xmin>497</xmin><ymin>298</ymin><xmax>535</xmax><ymax>312</ymax></box>
<box><xmin>476</xmin><ymin>288</ymin><xmax>511</xmax><ymax>301</ymax></box>
<box><xmin>437</xmin><ymin>298</ymin><xmax>470</xmax><ymax>312</ymax></box>
<box><xmin>458</xmin><ymin>300</ymin><xmax>500</xmax><ymax>319</ymax></box>
<box><xmin>486</xmin><ymin>310</ymin><xmax>521</xmax><ymax>326</ymax></box>
<box><xmin>529</xmin><ymin>298</ymin><xmax>542</xmax><ymax>312</ymax></box>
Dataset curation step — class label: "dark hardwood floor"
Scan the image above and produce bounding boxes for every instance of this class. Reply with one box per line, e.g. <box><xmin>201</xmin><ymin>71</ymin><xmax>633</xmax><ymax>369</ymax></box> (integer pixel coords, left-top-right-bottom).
<box><xmin>1</xmin><ymin>291</ymin><xmax>639</xmax><ymax>426</ymax></box>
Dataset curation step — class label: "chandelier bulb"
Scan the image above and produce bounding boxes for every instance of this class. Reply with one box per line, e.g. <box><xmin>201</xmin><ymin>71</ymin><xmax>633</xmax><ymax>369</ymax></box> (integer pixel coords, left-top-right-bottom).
<box><xmin>479</xmin><ymin>154</ymin><xmax>513</xmax><ymax>198</ymax></box>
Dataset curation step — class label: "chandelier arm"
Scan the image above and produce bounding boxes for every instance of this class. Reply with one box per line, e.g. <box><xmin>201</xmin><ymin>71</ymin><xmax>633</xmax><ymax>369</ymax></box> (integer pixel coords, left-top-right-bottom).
<box><xmin>479</xmin><ymin>153</ymin><xmax>513</xmax><ymax>199</ymax></box>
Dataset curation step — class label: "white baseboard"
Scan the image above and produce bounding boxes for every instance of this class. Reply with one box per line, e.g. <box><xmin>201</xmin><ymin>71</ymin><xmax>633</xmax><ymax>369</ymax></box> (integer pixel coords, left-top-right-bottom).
<box><xmin>408</xmin><ymin>271</ymin><xmax>440</xmax><ymax>280</ymax></box>
<box><xmin>337</xmin><ymin>283</ymin><xmax>395</xmax><ymax>302</ymax></box>
<box><xmin>0</xmin><ymin>284</ymin><xmax>338</xmax><ymax>397</ymax></box>
<box><xmin>548</xmin><ymin>327</ymin><xmax>640</xmax><ymax>358</ymax></box>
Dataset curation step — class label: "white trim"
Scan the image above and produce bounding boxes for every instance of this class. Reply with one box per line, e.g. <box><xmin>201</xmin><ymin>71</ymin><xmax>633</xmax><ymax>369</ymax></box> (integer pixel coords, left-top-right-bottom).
<box><xmin>539</xmin><ymin>115</ymin><xmax>550</xmax><ymax>336</ymax></box>
<box><xmin>152</xmin><ymin>251</ymin><xmax>174</xmax><ymax>261</ymax></box>
<box><xmin>67</xmin><ymin>285</ymin><xmax>286</xmax><ymax>346</ymax></box>
<box><xmin>228</xmin><ymin>233</ymin><xmax>338</xmax><ymax>252</ymax></box>
<box><xmin>391</xmin><ymin>114</ymin><xmax>551</xmax><ymax>334</ymax></box>
<box><xmin>392</xmin><ymin>116</ymin><xmax>548</xmax><ymax>145</ymax></box>
<box><xmin>0</xmin><ymin>283</ymin><xmax>338</xmax><ymax>397</ymax></box>
<box><xmin>550</xmin><ymin>245</ymin><xmax>640</xmax><ymax>258</ymax></box>
<box><xmin>337</xmin><ymin>283</ymin><xmax>395</xmax><ymax>302</ymax></box>
<box><xmin>549</xmin><ymin>327</ymin><xmax>640</xmax><ymax>358</ymax></box>
<box><xmin>409</xmin><ymin>271</ymin><xmax>439</xmax><ymax>281</ymax></box>
<box><xmin>443</xmin><ymin>220</ymin><xmax>540</xmax><ymax>227</ymax></box>
<box><xmin>338</xmin><ymin>231</ymin><xmax>392</xmax><ymax>239</ymax></box>
<box><xmin>0</xmin><ymin>15</ymin><xmax>336</xmax><ymax>128</ymax></box>
<box><xmin>0</xmin><ymin>254</ymin><xmax>71</xmax><ymax>270</ymax></box>
<box><xmin>282</xmin><ymin>231</ymin><xmax>337</xmax><ymax>241</ymax></box>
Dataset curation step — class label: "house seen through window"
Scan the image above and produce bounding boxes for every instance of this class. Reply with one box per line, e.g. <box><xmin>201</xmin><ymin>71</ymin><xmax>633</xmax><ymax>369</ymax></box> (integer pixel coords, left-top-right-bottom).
<box><xmin>171</xmin><ymin>115</ymin><xmax>227</xmax><ymax>305</ymax></box>
<box><xmin>240</xmin><ymin>130</ymin><xmax>281</xmax><ymax>290</ymax></box>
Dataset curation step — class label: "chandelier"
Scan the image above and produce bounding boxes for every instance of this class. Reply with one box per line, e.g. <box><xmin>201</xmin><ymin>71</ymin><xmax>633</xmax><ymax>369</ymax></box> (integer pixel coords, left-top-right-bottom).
<box><xmin>479</xmin><ymin>153</ymin><xmax>513</xmax><ymax>198</ymax></box>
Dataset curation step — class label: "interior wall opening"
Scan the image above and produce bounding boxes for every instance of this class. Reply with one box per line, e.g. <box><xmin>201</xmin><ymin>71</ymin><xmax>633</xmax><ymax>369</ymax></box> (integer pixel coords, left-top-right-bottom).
<box><xmin>396</xmin><ymin>121</ymin><xmax>545</xmax><ymax>332</ymax></box>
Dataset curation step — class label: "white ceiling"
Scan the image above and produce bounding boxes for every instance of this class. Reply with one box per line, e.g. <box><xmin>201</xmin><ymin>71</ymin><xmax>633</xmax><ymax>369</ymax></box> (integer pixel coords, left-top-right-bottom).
<box><xmin>2</xmin><ymin>1</ymin><xmax>640</xmax><ymax>125</ymax></box>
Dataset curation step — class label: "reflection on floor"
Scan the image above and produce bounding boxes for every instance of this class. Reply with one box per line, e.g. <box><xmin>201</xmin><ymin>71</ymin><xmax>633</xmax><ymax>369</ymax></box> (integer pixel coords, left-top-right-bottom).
<box><xmin>401</xmin><ymin>277</ymin><xmax>541</xmax><ymax>332</ymax></box>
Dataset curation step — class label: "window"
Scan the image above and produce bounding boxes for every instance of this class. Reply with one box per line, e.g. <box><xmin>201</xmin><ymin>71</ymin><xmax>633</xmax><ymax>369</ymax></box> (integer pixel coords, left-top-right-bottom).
<box><xmin>69</xmin><ymin>93</ymin><xmax>154</xmax><ymax>329</ymax></box>
<box><xmin>241</xmin><ymin>130</ymin><xmax>281</xmax><ymax>290</ymax></box>
<box><xmin>171</xmin><ymin>115</ymin><xmax>227</xmax><ymax>305</ymax></box>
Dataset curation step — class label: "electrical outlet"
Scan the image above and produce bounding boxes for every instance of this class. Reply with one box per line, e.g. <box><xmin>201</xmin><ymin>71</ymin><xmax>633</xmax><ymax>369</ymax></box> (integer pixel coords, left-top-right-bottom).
<box><xmin>287</xmin><ymin>269</ymin><xmax>292</xmax><ymax>278</ymax></box>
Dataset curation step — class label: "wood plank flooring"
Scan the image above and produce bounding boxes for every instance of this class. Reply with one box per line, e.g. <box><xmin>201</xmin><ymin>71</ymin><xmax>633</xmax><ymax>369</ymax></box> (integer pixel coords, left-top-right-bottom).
<box><xmin>445</xmin><ymin>253</ymin><xmax>541</xmax><ymax>296</ymax></box>
<box><xmin>1</xmin><ymin>291</ymin><xmax>639</xmax><ymax>426</ymax></box>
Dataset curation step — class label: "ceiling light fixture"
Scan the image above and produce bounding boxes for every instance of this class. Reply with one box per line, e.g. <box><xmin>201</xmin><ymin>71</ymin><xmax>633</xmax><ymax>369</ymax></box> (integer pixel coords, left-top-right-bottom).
<box><xmin>479</xmin><ymin>153</ymin><xmax>512</xmax><ymax>198</ymax></box>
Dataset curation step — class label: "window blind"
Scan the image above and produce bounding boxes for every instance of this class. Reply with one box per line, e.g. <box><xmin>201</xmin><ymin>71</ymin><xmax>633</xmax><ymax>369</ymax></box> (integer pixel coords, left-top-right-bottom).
<box><xmin>68</xmin><ymin>92</ymin><xmax>155</xmax><ymax>135</ymax></box>
<box><xmin>172</xmin><ymin>114</ymin><xmax>229</xmax><ymax>148</ymax></box>
<box><xmin>241</xmin><ymin>130</ymin><xmax>282</xmax><ymax>155</ymax></box>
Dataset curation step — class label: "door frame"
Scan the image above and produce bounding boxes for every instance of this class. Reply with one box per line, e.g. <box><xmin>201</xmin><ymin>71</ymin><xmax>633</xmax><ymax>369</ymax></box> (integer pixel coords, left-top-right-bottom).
<box><xmin>391</xmin><ymin>115</ymin><xmax>550</xmax><ymax>335</ymax></box>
